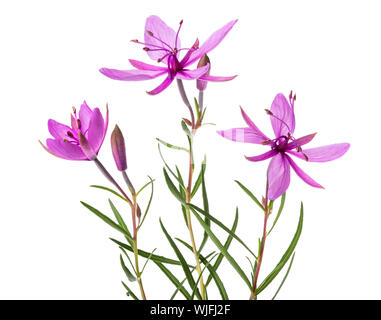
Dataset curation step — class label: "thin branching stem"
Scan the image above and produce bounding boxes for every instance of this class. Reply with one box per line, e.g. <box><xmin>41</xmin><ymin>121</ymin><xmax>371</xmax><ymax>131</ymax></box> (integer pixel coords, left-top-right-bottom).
<box><xmin>176</xmin><ymin>81</ymin><xmax>206</xmax><ymax>299</ymax></box>
<box><xmin>93</xmin><ymin>158</ymin><xmax>146</xmax><ymax>299</ymax></box>
<box><xmin>250</xmin><ymin>179</ymin><xmax>270</xmax><ymax>300</ymax></box>
<box><xmin>177</xmin><ymin>79</ymin><xmax>195</xmax><ymax>128</ymax></box>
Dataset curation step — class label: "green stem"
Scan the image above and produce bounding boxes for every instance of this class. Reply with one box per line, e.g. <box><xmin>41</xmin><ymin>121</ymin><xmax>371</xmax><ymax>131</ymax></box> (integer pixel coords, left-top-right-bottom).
<box><xmin>250</xmin><ymin>179</ymin><xmax>269</xmax><ymax>300</ymax></box>
<box><xmin>185</xmin><ymin>141</ymin><xmax>206</xmax><ymax>300</ymax></box>
<box><xmin>132</xmin><ymin>194</ymin><xmax>146</xmax><ymax>300</ymax></box>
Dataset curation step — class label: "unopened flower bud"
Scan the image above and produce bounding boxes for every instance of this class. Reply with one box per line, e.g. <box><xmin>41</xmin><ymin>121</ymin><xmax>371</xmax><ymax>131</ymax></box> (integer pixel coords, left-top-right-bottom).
<box><xmin>196</xmin><ymin>54</ymin><xmax>210</xmax><ymax>91</ymax></box>
<box><xmin>78</xmin><ymin>131</ymin><xmax>97</xmax><ymax>160</ymax></box>
<box><xmin>136</xmin><ymin>204</ymin><xmax>142</xmax><ymax>219</ymax></box>
<box><xmin>111</xmin><ymin>125</ymin><xmax>127</xmax><ymax>171</ymax></box>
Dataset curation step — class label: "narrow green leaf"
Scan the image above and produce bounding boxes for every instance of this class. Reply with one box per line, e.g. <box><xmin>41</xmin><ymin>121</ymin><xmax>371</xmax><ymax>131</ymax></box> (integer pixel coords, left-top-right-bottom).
<box><xmin>170</xmin><ymin>252</ymin><xmax>215</xmax><ymax>300</ymax></box>
<box><xmin>189</xmin><ymin>203</ymin><xmax>257</xmax><ymax>258</ymax></box>
<box><xmin>200</xmin><ymin>107</ymin><xmax>207</xmax><ymax>122</ymax></box>
<box><xmin>90</xmin><ymin>185</ymin><xmax>128</xmax><ymax>203</ymax></box>
<box><xmin>206</xmin><ymin>208</ymin><xmax>239</xmax><ymax>287</ymax></box>
<box><xmin>141</xmin><ymin>248</ymin><xmax>157</xmax><ymax>275</ymax></box>
<box><xmin>157</xmin><ymin>144</ymin><xmax>187</xmax><ymax>193</ymax></box>
<box><xmin>156</xmin><ymin>137</ymin><xmax>189</xmax><ymax>152</ymax></box>
<box><xmin>272</xmin><ymin>252</ymin><xmax>296</xmax><ymax>300</ymax></box>
<box><xmin>110</xmin><ymin>238</ymin><xmax>185</xmax><ymax>266</ymax></box>
<box><xmin>136</xmin><ymin>177</ymin><xmax>155</xmax><ymax>197</ymax></box>
<box><xmin>267</xmin><ymin>193</ymin><xmax>286</xmax><ymax>236</ymax></box>
<box><xmin>121</xmin><ymin>281</ymin><xmax>139</xmax><ymax>300</ymax></box>
<box><xmin>176</xmin><ymin>166</ymin><xmax>189</xmax><ymax>228</ymax></box>
<box><xmin>194</xmin><ymin>97</ymin><xmax>200</xmax><ymax>120</ymax></box>
<box><xmin>108</xmin><ymin>199</ymin><xmax>133</xmax><ymax>247</ymax></box>
<box><xmin>181</xmin><ymin>120</ymin><xmax>192</xmax><ymax>138</ymax></box>
<box><xmin>154</xmin><ymin>261</ymin><xmax>192</xmax><ymax>300</ymax></box>
<box><xmin>80</xmin><ymin>201</ymin><xmax>133</xmax><ymax>242</ymax></box>
<box><xmin>256</xmin><ymin>202</ymin><xmax>303</xmax><ymax>295</ymax></box>
<box><xmin>160</xmin><ymin>219</ymin><xmax>202</xmax><ymax>300</ymax></box>
<box><xmin>191</xmin><ymin>168</ymin><xmax>203</xmax><ymax>198</ymax></box>
<box><xmin>176</xmin><ymin>239</ymin><xmax>229</xmax><ymax>300</ymax></box>
<box><xmin>163</xmin><ymin>168</ymin><xmax>187</xmax><ymax>205</ymax></box>
<box><xmin>138</xmin><ymin>176</ymin><xmax>154</xmax><ymax>229</ymax></box>
<box><xmin>120</xmin><ymin>254</ymin><xmax>137</xmax><ymax>282</ymax></box>
<box><xmin>234</xmin><ymin>180</ymin><xmax>265</xmax><ymax>211</ymax></box>
<box><xmin>119</xmin><ymin>247</ymin><xmax>137</xmax><ymax>275</ymax></box>
<box><xmin>198</xmin><ymin>159</ymin><xmax>210</xmax><ymax>253</ymax></box>
<box><xmin>190</xmin><ymin>207</ymin><xmax>252</xmax><ymax>290</ymax></box>
<box><xmin>190</xmin><ymin>254</ymin><xmax>217</xmax><ymax>300</ymax></box>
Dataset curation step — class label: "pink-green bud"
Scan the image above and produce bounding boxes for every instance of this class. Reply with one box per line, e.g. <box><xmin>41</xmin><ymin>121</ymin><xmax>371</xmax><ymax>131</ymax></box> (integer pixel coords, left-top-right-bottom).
<box><xmin>196</xmin><ymin>54</ymin><xmax>210</xmax><ymax>91</ymax></box>
<box><xmin>111</xmin><ymin>124</ymin><xmax>127</xmax><ymax>171</ymax></box>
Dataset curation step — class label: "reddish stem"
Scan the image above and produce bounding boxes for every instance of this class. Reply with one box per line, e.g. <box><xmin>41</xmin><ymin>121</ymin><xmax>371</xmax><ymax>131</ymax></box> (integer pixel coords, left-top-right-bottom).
<box><xmin>249</xmin><ymin>180</ymin><xmax>269</xmax><ymax>300</ymax></box>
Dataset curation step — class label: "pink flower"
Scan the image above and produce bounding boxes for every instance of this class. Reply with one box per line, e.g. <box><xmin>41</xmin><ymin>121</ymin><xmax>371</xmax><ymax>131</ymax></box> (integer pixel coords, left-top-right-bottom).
<box><xmin>40</xmin><ymin>101</ymin><xmax>108</xmax><ymax>160</ymax></box>
<box><xmin>217</xmin><ymin>92</ymin><xmax>350</xmax><ymax>200</ymax></box>
<box><xmin>100</xmin><ymin>15</ymin><xmax>237</xmax><ymax>95</ymax></box>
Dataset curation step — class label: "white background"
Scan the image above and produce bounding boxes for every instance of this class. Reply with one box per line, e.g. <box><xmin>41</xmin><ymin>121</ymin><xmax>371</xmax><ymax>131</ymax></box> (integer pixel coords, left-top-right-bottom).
<box><xmin>0</xmin><ymin>0</ymin><xmax>380</xmax><ymax>300</ymax></box>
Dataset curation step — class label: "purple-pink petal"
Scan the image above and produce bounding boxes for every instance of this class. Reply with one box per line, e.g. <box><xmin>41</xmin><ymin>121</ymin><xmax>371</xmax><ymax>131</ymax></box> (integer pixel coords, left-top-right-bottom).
<box><xmin>270</xmin><ymin>93</ymin><xmax>296</xmax><ymax>137</ymax></box>
<box><xmin>240</xmin><ymin>107</ymin><xmax>270</xmax><ymax>142</ymax></box>
<box><xmin>48</xmin><ymin>119</ymin><xmax>72</xmax><ymax>140</ymax></box>
<box><xmin>267</xmin><ymin>153</ymin><xmax>290</xmax><ymax>200</ymax></box>
<box><xmin>147</xmin><ymin>76</ymin><xmax>174</xmax><ymax>95</ymax></box>
<box><xmin>129</xmin><ymin>59</ymin><xmax>167</xmax><ymax>71</ymax></box>
<box><xmin>99</xmin><ymin>68</ymin><xmax>165</xmax><ymax>81</ymax></box>
<box><xmin>46</xmin><ymin>138</ymin><xmax>87</xmax><ymax>160</ymax></box>
<box><xmin>199</xmin><ymin>74</ymin><xmax>237</xmax><ymax>82</ymax></box>
<box><xmin>286</xmin><ymin>133</ymin><xmax>317</xmax><ymax>150</ymax></box>
<box><xmin>217</xmin><ymin>127</ymin><xmax>269</xmax><ymax>144</ymax></box>
<box><xmin>285</xmin><ymin>154</ymin><xmax>324</xmax><ymax>188</ymax></box>
<box><xmin>176</xmin><ymin>64</ymin><xmax>210</xmax><ymax>80</ymax></box>
<box><xmin>185</xmin><ymin>19</ymin><xmax>238</xmax><ymax>66</ymax></box>
<box><xmin>86</xmin><ymin>107</ymin><xmax>105</xmax><ymax>154</ymax></box>
<box><xmin>287</xmin><ymin>143</ymin><xmax>350</xmax><ymax>162</ymax></box>
<box><xmin>78</xmin><ymin>101</ymin><xmax>92</xmax><ymax>133</ymax></box>
<box><xmin>144</xmin><ymin>15</ymin><xmax>179</xmax><ymax>63</ymax></box>
<box><xmin>245</xmin><ymin>149</ymin><xmax>278</xmax><ymax>162</ymax></box>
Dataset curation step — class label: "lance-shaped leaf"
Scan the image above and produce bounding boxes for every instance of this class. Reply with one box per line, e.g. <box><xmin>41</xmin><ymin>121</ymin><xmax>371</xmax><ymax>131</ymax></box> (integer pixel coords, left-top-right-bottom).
<box><xmin>189</xmin><ymin>207</ymin><xmax>252</xmax><ymax>290</ymax></box>
<box><xmin>206</xmin><ymin>208</ymin><xmax>239</xmax><ymax>287</ymax></box>
<box><xmin>156</xmin><ymin>137</ymin><xmax>189</xmax><ymax>152</ymax></box>
<box><xmin>159</xmin><ymin>219</ymin><xmax>202</xmax><ymax>300</ymax></box>
<box><xmin>110</xmin><ymin>238</ymin><xmax>187</xmax><ymax>266</ymax></box>
<box><xmin>198</xmin><ymin>159</ymin><xmax>210</xmax><ymax>253</ymax></box>
<box><xmin>109</xmin><ymin>199</ymin><xmax>133</xmax><ymax>247</ymax></box>
<box><xmin>190</xmin><ymin>254</ymin><xmax>217</xmax><ymax>300</ymax></box>
<box><xmin>235</xmin><ymin>180</ymin><xmax>265</xmax><ymax>211</ymax></box>
<box><xmin>154</xmin><ymin>261</ymin><xmax>192</xmax><ymax>300</ymax></box>
<box><xmin>170</xmin><ymin>252</ymin><xmax>215</xmax><ymax>300</ymax></box>
<box><xmin>80</xmin><ymin>201</ymin><xmax>133</xmax><ymax>243</ymax></box>
<box><xmin>256</xmin><ymin>202</ymin><xmax>303</xmax><ymax>295</ymax></box>
<box><xmin>136</xmin><ymin>177</ymin><xmax>155</xmax><ymax>196</ymax></box>
<box><xmin>176</xmin><ymin>238</ymin><xmax>228</xmax><ymax>300</ymax></box>
<box><xmin>140</xmin><ymin>248</ymin><xmax>157</xmax><ymax>275</ymax></box>
<box><xmin>121</xmin><ymin>281</ymin><xmax>138</xmax><ymax>300</ymax></box>
<box><xmin>189</xmin><ymin>203</ymin><xmax>256</xmax><ymax>258</ymax></box>
<box><xmin>158</xmin><ymin>144</ymin><xmax>189</xmax><ymax>198</ymax></box>
<box><xmin>138</xmin><ymin>176</ymin><xmax>154</xmax><ymax>229</ymax></box>
<box><xmin>272</xmin><ymin>252</ymin><xmax>296</xmax><ymax>300</ymax></box>
<box><xmin>181</xmin><ymin>120</ymin><xmax>192</xmax><ymax>138</ymax></box>
<box><xmin>90</xmin><ymin>185</ymin><xmax>128</xmax><ymax>203</ymax></box>
<box><xmin>175</xmin><ymin>166</ymin><xmax>189</xmax><ymax>228</ymax></box>
<box><xmin>163</xmin><ymin>168</ymin><xmax>187</xmax><ymax>205</ymax></box>
<box><xmin>120</xmin><ymin>254</ymin><xmax>137</xmax><ymax>282</ymax></box>
<box><xmin>191</xmin><ymin>167</ymin><xmax>203</xmax><ymax>198</ymax></box>
<box><xmin>267</xmin><ymin>193</ymin><xmax>286</xmax><ymax>236</ymax></box>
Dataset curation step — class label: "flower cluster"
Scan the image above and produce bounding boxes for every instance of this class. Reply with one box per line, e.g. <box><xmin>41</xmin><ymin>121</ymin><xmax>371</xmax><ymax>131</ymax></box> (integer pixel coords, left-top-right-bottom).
<box><xmin>39</xmin><ymin>15</ymin><xmax>350</xmax><ymax>301</ymax></box>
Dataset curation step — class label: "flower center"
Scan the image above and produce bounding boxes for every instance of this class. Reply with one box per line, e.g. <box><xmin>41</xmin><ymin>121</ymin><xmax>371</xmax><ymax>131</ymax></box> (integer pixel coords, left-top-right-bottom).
<box><xmin>272</xmin><ymin>135</ymin><xmax>289</xmax><ymax>152</ymax></box>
